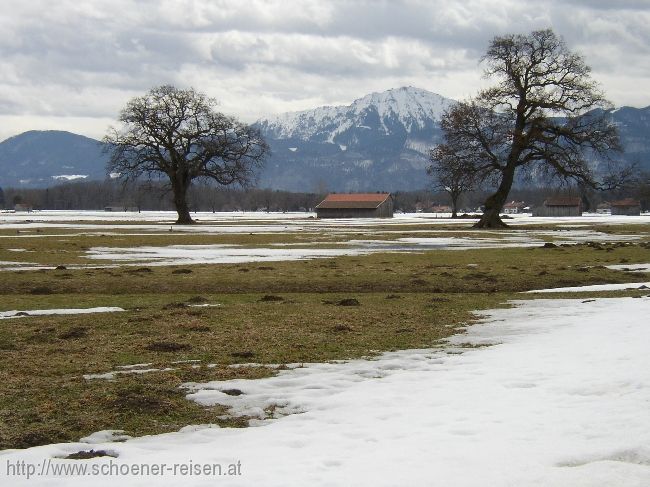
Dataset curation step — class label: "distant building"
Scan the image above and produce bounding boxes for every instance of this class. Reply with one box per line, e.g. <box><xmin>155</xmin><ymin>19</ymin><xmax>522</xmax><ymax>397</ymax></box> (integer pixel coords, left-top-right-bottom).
<box><xmin>532</xmin><ymin>197</ymin><xmax>582</xmax><ymax>217</ymax></box>
<box><xmin>430</xmin><ymin>205</ymin><xmax>452</xmax><ymax>213</ymax></box>
<box><xmin>596</xmin><ymin>202</ymin><xmax>611</xmax><ymax>214</ymax></box>
<box><xmin>315</xmin><ymin>193</ymin><xmax>393</xmax><ymax>218</ymax></box>
<box><xmin>14</xmin><ymin>203</ymin><xmax>33</xmax><ymax>212</ymax></box>
<box><xmin>502</xmin><ymin>201</ymin><xmax>527</xmax><ymax>214</ymax></box>
<box><xmin>610</xmin><ymin>198</ymin><xmax>641</xmax><ymax>216</ymax></box>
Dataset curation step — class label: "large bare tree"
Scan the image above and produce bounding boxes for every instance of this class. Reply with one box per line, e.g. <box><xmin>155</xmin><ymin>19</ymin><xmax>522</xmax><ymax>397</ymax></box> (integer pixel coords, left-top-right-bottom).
<box><xmin>436</xmin><ymin>29</ymin><xmax>622</xmax><ymax>228</ymax></box>
<box><xmin>105</xmin><ymin>85</ymin><xmax>269</xmax><ymax>224</ymax></box>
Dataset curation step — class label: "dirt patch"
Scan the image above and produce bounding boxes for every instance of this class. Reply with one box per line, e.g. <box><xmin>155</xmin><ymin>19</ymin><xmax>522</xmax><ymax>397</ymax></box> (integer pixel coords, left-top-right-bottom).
<box><xmin>259</xmin><ymin>295</ymin><xmax>284</xmax><ymax>302</ymax></box>
<box><xmin>126</xmin><ymin>267</ymin><xmax>153</xmax><ymax>274</ymax></box>
<box><xmin>337</xmin><ymin>298</ymin><xmax>360</xmax><ymax>306</ymax></box>
<box><xmin>332</xmin><ymin>324</ymin><xmax>354</xmax><ymax>333</ymax></box>
<box><xmin>58</xmin><ymin>327</ymin><xmax>88</xmax><ymax>340</ymax></box>
<box><xmin>429</xmin><ymin>297</ymin><xmax>450</xmax><ymax>303</ymax></box>
<box><xmin>29</xmin><ymin>286</ymin><xmax>54</xmax><ymax>295</ymax></box>
<box><xmin>172</xmin><ymin>269</ymin><xmax>193</xmax><ymax>274</ymax></box>
<box><xmin>186</xmin><ymin>296</ymin><xmax>208</xmax><ymax>304</ymax></box>
<box><xmin>145</xmin><ymin>341</ymin><xmax>191</xmax><ymax>352</ymax></box>
<box><xmin>65</xmin><ymin>449</ymin><xmax>117</xmax><ymax>460</ymax></box>
<box><xmin>221</xmin><ymin>388</ymin><xmax>244</xmax><ymax>396</ymax></box>
<box><xmin>231</xmin><ymin>350</ymin><xmax>255</xmax><ymax>359</ymax></box>
<box><xmin>186</xmin><ymin>325</ymin><xmax>211</xmax><ymax>332</ymax></box>
<box><xmin>110</xmin><ymin>386</ymin><xmax>174</xmax><ymax>413</ymax></box>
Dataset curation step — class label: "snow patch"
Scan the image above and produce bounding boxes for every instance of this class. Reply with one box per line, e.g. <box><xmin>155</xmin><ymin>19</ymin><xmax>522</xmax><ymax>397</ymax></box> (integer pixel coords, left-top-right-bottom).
<box><xmin>79</xmin><ymin>430</ymin><xmax>132</xmax><ymax>444</ymax></box>
<box><xmin>52</xmin><ymin>174</ymin><xmax>88</xmax><ymax>181</ymax></box>
<box><xmin>0</xmin><ymin>307</ymin><xmax>124</xmax><ymax>319</ymax></box>
<box><xmin>84</xmin><ymin>367</ymin><xmax>174</xmax><ymax>380</ymax></box>
<box><xmin>606</xmin><ymin>263</ymin><xmax>650</xmax><ymax>273</ymax></box>
<box><xmin>527</xmin><ymin>282</ymin><xmax>650</xmax><ymax>293</ymax></box>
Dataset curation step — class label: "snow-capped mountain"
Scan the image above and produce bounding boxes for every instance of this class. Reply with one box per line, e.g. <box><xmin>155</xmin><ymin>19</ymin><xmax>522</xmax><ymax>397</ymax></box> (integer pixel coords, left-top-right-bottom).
<box><xmin>258</xmin><ymin>87</ymin><xmax>454</xmax><ymax>142</ymax></box>
<box><xmin>256</xmin><ymin>87</ymin><xmax>650</xmax><ymax>192</ymax></box>
<box><xmin>255</xmin><ymin>87</ymin><xmax>456</xmax><ymax>191</ymax></box>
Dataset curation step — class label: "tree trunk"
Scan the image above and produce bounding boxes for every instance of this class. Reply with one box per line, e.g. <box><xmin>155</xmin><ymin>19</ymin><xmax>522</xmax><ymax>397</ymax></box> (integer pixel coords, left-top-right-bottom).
<box><xmin>451</xmin><ymin>193</ymin><xmax>459</xmax><ymax>219</ymax></box>
<box><xmin>172</xmin><ymin>180</ymin><xmax>194</xmax><ymax>224</ymax></box>
<box><xmin>474</xmin><ymin>165</ymin><xmax>516</xmax><ymax>229</ymax></box>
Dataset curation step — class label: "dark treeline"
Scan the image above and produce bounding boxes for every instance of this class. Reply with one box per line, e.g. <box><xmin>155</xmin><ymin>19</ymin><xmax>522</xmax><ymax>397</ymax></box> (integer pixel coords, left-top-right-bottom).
<box><xmin>1</xmin><ymin>177</ymin><xmax>650</xmax><ymax>213</ymax></box>
<box><xmin>1</xmin><ymin>180</ymin><xmax>322</xmax><ymax>213</ymax></box>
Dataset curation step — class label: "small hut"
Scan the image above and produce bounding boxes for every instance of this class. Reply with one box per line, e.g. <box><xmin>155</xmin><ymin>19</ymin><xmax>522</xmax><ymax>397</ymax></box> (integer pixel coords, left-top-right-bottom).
<box><xmin>532</xmin><ymin>197</ymin><xmax>582</xmax><ymax>217</ymax></box>
<box><xmin>315</xmin><ymin>193</ymin><xmax>393</xmax><ymax>218</ymax></box>
<box><xmin>610</xmin><ymin>198</ymin><xmax>641</xmax><ymax>216</ymax></box>
<box><xmin>502</xmin><ymin>201</ymin><xmax>527</xmax><ymax>214</ymax></box>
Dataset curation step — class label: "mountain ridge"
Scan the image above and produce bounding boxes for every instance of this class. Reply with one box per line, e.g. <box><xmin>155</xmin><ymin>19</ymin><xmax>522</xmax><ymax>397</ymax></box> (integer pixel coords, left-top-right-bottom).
<box><xmin>1</xmin><ymin>87</ymin><xmax>649</xmax><ymax>191</ymax></box>
<box><xmin>0</xmin><ymin>130</ymin><xmax>109</xmax><ymax>187</ymax></box>
<box><xmin>256</xmin><ymin>86</ymin><xmax>455</xmax><ymax>142</ymax></box>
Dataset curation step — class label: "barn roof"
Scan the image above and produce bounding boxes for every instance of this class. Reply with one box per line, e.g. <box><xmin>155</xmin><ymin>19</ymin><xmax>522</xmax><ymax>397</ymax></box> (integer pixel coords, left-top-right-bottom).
<box><xmin>316</xmin><ymin>193</ymin><xmax>391</xmax><ymax>209</ymax></box>
<box><xmin>503</xmin><ymin>200</ymin><xmax>526</xmax><ymax>208</ymax></box>
<box><xmin>610</xmin><ymin>198</ymin><xmax>640</xmax><ymax>207</ymax></box>
<box><xmin>543</xmin><ymin>197</ymin><xmax>582</xmax><ymax>207</ymax></box>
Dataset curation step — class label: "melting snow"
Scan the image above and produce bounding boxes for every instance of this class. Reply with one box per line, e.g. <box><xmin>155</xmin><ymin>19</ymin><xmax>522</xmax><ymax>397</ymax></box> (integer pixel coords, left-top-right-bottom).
<box><xmin>606</xmin><ymin>263</ymin><xmax>650</xmax><ymax>273</ymax></box>
<box><xmin>0</xmin><ymin>307</ymin><xmax>124</xmax><ymax>319</ymax></box>
<box><xmin>3</xmin><ymin>297</ymin><xmax>649</xmax><ymax>486</ymax></box>
<box><xmin>527</xmin><ymin>282</ymin><xmax>650</xmax><ymax>293</ymax></box>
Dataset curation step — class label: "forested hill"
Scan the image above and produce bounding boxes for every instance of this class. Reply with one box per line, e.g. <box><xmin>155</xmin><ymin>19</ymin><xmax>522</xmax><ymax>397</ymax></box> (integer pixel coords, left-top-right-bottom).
<box><xmin>0</xmin><ymin>130</ymin><xmax>108</xmax><ymax>187</ymax></box>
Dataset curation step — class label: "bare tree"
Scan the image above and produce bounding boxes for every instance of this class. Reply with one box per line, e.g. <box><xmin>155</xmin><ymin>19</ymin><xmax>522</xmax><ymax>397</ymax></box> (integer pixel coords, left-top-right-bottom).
<box><xmin>439</xmin><ymin>29</ymin><xmax>622</xmax><ymax>228</ymax></box>
<box><xmin>428</xmin><ymin>141</ymin><xmax>478</xmax><ymax>218</ymax></box>
<box><xmin>104</xmin><ymin>85</ymin><xmax>269</xmax><ymax>224</ymax></box>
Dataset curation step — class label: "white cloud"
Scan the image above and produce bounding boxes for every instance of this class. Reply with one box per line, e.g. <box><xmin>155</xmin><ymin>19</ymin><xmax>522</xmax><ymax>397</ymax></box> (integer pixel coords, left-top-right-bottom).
<box><xmin>0</xmin><ymin>0</ymin><xmax>649</xmax><ymax>142</ymax></box>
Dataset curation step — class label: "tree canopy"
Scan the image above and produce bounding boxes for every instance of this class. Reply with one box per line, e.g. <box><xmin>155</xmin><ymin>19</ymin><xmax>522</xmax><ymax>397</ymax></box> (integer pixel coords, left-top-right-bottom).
<box><xmin>105</xmin><ymin>85</ymin><xmax>269</xmax><ymax>224</ymax></box>
<box><xmin>433</xmin><ymin>29</ymin><xmax>623</xmax><ymax>228</ymax></box>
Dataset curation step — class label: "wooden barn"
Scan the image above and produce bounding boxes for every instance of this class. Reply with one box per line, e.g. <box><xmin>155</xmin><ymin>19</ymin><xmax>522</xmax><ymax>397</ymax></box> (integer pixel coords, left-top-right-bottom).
<box><xmin>610</xmin><ymin>198</ymin><xmax>641</xmax><ymax>216</ymax></box>
<box><xmin>315</xmin><ymin>193</ymin><xmax>393</xmax><ymax>218</ymax></box>
<box><xmin>532</xmin><ymin>197</ymin><xmax>582</xmax><ymax>217</ymax></box>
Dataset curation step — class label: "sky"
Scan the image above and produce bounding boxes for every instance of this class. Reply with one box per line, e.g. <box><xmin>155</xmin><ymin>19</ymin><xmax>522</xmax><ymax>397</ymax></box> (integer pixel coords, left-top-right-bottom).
<box><xmin>1</xmin><ymin>0</ymin><xmax>649</xmax><ymax>142</ymax></box>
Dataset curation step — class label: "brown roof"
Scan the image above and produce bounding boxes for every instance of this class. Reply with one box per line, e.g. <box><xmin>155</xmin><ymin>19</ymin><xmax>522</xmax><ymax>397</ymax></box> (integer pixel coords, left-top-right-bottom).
<box><xmin>544</xmin><ymin>197</ymin><xmax>582</xmax><ymax>207</ymax></box>
<box><xmin>316</xmin><ymin>193</ymin><xmax>391</xmax><ymax>209</ymax></box>
<box><xmin>503</xmin><ymin>200</ymin><xmax>526</xmax><ymax>208</ymax></box>
<box><xmin>610</xmin><ymin>198</ymin><xmax>640</xmax><ymax>207</ymax></box>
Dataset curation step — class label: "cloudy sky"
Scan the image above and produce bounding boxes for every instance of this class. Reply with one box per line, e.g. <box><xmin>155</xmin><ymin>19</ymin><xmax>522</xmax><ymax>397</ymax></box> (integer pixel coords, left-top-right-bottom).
<box><xmin>1</xmin><ymin>0</ymin><xmax>649</xmax><ymax>142</ymax></box>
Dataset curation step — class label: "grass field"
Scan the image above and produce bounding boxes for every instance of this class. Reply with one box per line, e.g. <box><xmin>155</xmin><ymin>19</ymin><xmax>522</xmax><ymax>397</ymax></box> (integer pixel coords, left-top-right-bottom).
<box><xmin>1</xmin><ymin>213</ymin><xmax>649</xmax><ymax>449</ymax></box>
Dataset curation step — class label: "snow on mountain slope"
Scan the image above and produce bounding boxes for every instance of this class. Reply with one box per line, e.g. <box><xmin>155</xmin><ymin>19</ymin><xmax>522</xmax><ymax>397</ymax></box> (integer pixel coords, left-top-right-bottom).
<box><xmin>257</xmin><ymin>87</ymin><xmax>455</xmax><ymax>142</ymax></box>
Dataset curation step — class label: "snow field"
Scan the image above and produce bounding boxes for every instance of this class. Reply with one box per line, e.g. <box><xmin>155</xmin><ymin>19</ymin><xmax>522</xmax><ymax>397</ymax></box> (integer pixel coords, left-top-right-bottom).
<box><xmin>2</xmin><ymin>297</ymin><xmax>649</xmax><ymax>486</ymax></box>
